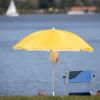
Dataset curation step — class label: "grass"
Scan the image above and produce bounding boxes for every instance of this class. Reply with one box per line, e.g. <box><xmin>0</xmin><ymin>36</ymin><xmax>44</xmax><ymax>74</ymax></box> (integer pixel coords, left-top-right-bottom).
<box><xmin>0</xmin><ymin>96</ymin><xmax>100</xmax><ymax>100</ymax></box>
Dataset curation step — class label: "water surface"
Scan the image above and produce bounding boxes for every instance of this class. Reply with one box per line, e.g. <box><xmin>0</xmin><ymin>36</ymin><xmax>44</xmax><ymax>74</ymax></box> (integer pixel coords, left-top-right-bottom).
<box><xmin>0</xmin><ymin>14</ymin><xmax>100</xmax><ymax>95</ymax></box>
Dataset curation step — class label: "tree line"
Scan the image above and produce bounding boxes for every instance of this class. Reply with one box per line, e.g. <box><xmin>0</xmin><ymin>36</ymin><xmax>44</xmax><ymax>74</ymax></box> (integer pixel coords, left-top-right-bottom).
<box><xmin>0</xmin><ymin>0</ymin><xmax>100</xmax><ymax>14</ymax></box>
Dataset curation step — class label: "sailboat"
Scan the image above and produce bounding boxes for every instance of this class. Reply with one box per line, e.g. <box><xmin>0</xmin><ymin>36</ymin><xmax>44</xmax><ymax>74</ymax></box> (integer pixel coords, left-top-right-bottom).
<box><xmin>67</xmin><ymin>0</ymin><xmax>85</xmax><ymax>15</ymax></box>
<box><xmin>67</xmin><ymin>8</ymin><xmax>85</xmax><ymax>15</ymax></box>
<box><xmin>6</xmin><ymin>0</ymin><xmax>19</xmax><ymax>17</ymax></box>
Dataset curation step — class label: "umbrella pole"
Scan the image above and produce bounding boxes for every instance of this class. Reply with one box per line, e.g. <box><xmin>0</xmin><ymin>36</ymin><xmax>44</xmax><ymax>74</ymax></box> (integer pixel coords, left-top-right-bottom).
<box><xmin>52</xmin><ymin>62</ymin><xmax>55</xmax><ymax>96</ymax></box>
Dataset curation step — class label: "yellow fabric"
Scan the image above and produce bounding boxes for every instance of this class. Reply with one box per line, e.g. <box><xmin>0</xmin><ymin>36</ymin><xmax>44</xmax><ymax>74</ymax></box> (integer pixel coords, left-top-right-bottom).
<box><xmin>13</xmin><ymin>29</ymin><xmax>93</xmax><ymax>52</ymax></box>
<box><xmin>49</xmin><ymin>51</ymin><xmax>59</xmax><ymax>63</ymax></box>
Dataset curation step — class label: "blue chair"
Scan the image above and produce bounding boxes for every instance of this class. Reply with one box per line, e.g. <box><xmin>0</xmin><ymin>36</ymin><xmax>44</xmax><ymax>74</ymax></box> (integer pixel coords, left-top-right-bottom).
<box><xmin>63</xmin><ymin>71</ymin><xmax>95</xmax><ymax>95</ymax></box>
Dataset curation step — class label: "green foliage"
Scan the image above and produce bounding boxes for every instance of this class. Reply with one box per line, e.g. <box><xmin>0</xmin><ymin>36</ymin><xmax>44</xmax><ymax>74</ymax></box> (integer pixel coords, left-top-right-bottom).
<box><xmin>39</xmin><ymin>0</ymin><xmax>55</xmax><ymax>9</ymax></box>
<box><xmin>0</xmin><ymin>0</ymin><xmax>99</xmax><ymax>14</ymax></box>
<box><xmin>0</xmin><ymin>0</ymin><xmax>10</xmax><ymax>9</ymax></box>
<box><xmin>0</xmin><ymin>96</ymin><xmax>100</xmax><ymax>100</ymax></box>
<box><xmin>0</xmin><ymin>0</ymin><xmax>10</xmax><ymax>14</ymax></box>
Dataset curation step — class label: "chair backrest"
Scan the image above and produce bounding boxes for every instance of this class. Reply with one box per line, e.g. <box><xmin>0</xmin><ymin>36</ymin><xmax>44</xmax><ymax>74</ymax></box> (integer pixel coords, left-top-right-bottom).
<box><xmin>69</xmin><ymin>71</ymin><xmax>91</xmax><ymax>83</ymax></box>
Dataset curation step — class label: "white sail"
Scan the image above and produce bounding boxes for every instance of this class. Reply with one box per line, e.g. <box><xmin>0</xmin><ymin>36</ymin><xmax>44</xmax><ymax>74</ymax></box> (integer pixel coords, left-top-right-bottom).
<box><xmin>6</xmin><ymin>0</ymin><xmax>19</xmax><ymax>17</ymax></box>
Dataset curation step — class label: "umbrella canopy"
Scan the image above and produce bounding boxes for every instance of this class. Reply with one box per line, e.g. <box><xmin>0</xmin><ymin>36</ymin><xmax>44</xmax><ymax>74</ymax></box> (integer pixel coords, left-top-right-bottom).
<box><xmin>13</xmin><ymin>29</ymin><xmax>93</xmax><ymax>52</ymax></box>
<box><xmin>13</xmin><ymin>28</ymin><xmax>93</xmax><ymax>96</ymax></box>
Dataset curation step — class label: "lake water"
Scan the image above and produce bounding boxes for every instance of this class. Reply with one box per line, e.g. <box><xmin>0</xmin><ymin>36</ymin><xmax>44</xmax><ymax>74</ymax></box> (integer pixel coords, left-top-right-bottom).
<box><xmin>0</xmin><ymin>14</ymin><xmax>100</xmax><ymax>96</ymax></box>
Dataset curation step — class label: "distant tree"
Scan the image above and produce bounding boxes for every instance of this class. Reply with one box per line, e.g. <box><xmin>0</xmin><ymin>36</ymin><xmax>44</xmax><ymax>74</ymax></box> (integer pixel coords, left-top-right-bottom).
<box><xmin>0</xmin><ymin>0</ymin><xmax>10</xmax><ymax>13</ymax></box>
<box><xmin>0</xmin><ymin>0</ymin><xmax>10</xmax><ymax>9</ymax></box>
<box><xmin>39</xmin><ymin>0</ymin><xmax>54</xmax><ymax>8</ymax></box>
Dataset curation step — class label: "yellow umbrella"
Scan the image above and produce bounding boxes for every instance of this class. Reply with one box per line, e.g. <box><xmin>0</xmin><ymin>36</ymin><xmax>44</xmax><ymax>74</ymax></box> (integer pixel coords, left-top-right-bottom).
<box><xmin>13</xmin><ymin>28</ymin><xmax>93</xmax><ymax>96</ymax></box>
<box><xmin>13</xmin><ymin>28</ymin><xmax>93</xmax><ymax>52</ymax></box>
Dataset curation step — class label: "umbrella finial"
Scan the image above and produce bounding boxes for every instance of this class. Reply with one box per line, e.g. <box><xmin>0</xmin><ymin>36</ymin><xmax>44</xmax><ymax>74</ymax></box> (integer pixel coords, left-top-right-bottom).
<box><xmin>52</xmin><ymin>27</ymin><xmax>55</xmax><ymax>30</ymax></box>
